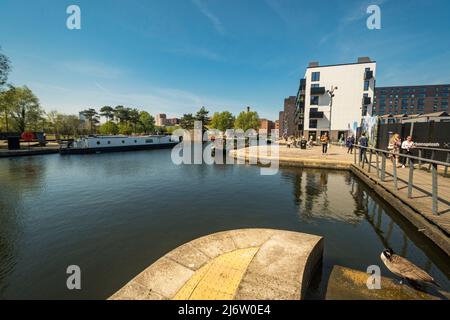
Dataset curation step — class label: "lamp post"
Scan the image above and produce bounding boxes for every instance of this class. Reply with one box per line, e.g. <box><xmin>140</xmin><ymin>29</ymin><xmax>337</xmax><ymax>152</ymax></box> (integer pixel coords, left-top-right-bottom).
<box><xmin>326</xmin><ymin>86</ymin><xmax>338</xmax><ymax>141</ymax></box>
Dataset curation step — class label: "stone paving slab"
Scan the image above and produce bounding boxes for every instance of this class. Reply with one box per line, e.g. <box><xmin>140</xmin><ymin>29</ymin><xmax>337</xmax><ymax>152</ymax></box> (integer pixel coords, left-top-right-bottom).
<box><xmin>110</xmin><ymin>229</ymin><xmax>323</xmax><ymax>300</ymax></box>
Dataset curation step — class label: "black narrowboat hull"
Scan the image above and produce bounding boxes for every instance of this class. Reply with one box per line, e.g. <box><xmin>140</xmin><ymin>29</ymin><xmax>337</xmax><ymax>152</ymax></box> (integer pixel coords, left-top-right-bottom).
<box><xmin>59</xmin><ymin>142</ymin><xmax>178</xmax><ymax>155</ymax></box>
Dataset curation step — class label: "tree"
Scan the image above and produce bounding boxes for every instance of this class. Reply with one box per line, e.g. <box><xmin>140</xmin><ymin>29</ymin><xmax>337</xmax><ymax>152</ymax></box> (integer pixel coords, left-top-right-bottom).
<box><xmin>0</xmin><ymin>85</ymin><xmax>15</xmax><ymax>131</ymax></box>
<box><xmin>138</xmin><ymin>111</ymin><xmax>155</xmax><ymax>134</ymax></box>
<box><xmin>195</xmin><ymin>106</ymin><xmax>210</xmax><ymax>131</ymax></box>
<box><xmin>118</xmin><ymin>122</ymin><xmax>133</xmax><ymax>135</ymax></box>
<box><xmin>129</xmin><ymin>108</ymin><xmax>140</xmax><ymax>133</ymax></box>
<box><xmin>99</xmin><ymin>121</ymin><xmax>119</xmax><ymax>135</ymax></box>
<box><xmin>7</xmin><ymin>86</ymin><xmax>43</xmax><ymax>133</ymax></box>
<box><xmin>234</xmin><ymin>110</ymin><xmax>260</xmax><ymax>132</ymax></box>
<box><xmin>114</xmin><ymin>105</ymin><xmax>130</xmax><ymax>124</ymax></box>
<box><xmin>100</xmin><ymin>106</ymin><xmax>114</xmax><ymax>121</ymax></box>
<box><xmin>0</xmin><ymin>47</ymin><xmax>11</xmax><ymax>88</ymax></box>
<box><xmin>210</xmin><ymin>111</ymin><xmax>235</xmax><ymax>132</ymax></box>
<box><xmin>81</xmin><ymin>108</ymin><xmax>99</xmax><ymax>134</ymax></box>
<box><xmin>180</xmin><ymin>113</ymin><xmax>195</xmax><ymax>130</ymax></box>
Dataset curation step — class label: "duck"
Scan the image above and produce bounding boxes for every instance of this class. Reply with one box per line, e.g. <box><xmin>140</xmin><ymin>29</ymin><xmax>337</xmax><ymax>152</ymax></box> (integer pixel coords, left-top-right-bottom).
<box><xmin>380</xmin><ymin>248</ymin><xmax>440</xmax><ymax>287</ymax></box>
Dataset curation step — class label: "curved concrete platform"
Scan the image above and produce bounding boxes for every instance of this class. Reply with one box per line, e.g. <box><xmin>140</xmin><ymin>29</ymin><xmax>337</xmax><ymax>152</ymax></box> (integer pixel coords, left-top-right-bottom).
<box><xmin>110</xmin><ymin>229</ymin><xmax>323</xmax><ymax>300</ymax></box>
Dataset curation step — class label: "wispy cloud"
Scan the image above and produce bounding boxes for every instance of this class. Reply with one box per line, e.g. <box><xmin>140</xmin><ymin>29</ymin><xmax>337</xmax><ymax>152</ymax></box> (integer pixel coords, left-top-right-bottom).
<box><xmin>58</xmin><ymin>60</ymin><xmax>123</xmax><ymax>79</ymax></box>
<box><xmin>192</xmin><ymin>0</ymin><xmax>225</xmax><ymax>35</ymax></box>
<box><xmin>165</xmin><ymin>45</ymin><xmax>224</xmax><ymax>62</ymax></box>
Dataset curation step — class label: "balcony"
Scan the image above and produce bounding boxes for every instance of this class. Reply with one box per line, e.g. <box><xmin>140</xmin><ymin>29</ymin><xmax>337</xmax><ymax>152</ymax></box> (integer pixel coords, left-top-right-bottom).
<box><xmin>310</xmin><ymin>87</ymin><xmax>326</xmax><ymax>95</ymax></box>
<box><xmin>363</xmin><ymin>96</ymin><xmax>372</xmax><ymax>105</ymax></box>
<box><xmin>309</xmin><ymin>111</ymin><xmax>324</xmax><ymax>119</ymax></box>
<box><xmin>365</xmin><ymin>70</ymin><xmax>374</xmax><ymax>80</ymax></box>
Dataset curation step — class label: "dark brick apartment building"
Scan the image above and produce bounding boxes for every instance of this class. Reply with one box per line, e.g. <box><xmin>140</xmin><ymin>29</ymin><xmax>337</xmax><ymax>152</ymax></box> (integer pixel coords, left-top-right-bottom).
<box><xmin>373</xmin><ymin>84</ymin><xmax>449</xmax><ymax>116</ymax></box>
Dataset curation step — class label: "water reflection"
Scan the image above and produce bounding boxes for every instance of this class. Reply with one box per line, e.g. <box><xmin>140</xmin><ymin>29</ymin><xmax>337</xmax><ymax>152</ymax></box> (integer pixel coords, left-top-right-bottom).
<box><xmin>0</xmin><ymin>157</ymin><xmax>47</xmax><ymax>295</ymax></box>
<box><xmin>0</xmin><ymin>152</ymin><xmax>448</xmax><ymax>299</ymax></box>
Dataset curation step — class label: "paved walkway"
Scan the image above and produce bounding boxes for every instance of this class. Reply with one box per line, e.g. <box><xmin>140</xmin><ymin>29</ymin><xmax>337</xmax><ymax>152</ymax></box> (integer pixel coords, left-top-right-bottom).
<box><xmin>110</xmin><ymin>229</ymin><xmax>323</xmax><ymax>300</ymax></box>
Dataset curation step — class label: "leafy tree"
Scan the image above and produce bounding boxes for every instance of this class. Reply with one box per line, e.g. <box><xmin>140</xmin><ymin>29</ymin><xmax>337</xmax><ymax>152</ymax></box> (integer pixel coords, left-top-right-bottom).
<box><xmin>195</xmin><ymin>106</ymin><xmax>210</xmax><ymax>131</ymax></box>
<box><xmin>234</xmin><ymin>110</ymin><xmax>260</xmax><ymax>132</ymax></box>
<box><xmin>210</xmin><ymin>111</ymin><xmax>235</xmax><ymax>132</ymax></box>
<box><xmin>118</xmin><ymin>122</ymin><xmax>133</xmax><ymax>135</ymax></box>
<box><xmin>138</xmin><ymin>111</ymin><xmax>155</xmax><ymax>134</ymax></box>
<box><xmin>7</xmin><ymin>86</ymin><xmax>43</xmax><ymax>133</ymax></box>
<box><xmin>114</xmin><ymin>105</ymin><xmax>130</xmax><ymax>124</ymax></box>
<box><xmin>0</xmin><ymin>85</ymin><xmax>15</xmax><ymax>131</ymax></box>
<box><xmin>180</xmin><ymin>113</ymin><xmax>195</xmax><ymax>130</ymax></box>
<box><xmin>129</xmin><ymin>108</ymin><xmax>140</xmax><ymax>133</ymax></box>
<box><xmin>0</xmin><ymin>47</ymin><xmax>11</xmax><ymax>88</ymax></box>
<box><xmin>81</xmin><ymin>108</ymin><xmax>99</xmax><ymax>134</ymax></box>
<box><xmin>100</xmin><ymin>106</ymin><xmax>114</xmax><ymax>121</ymax></box>
<box><xmin>99</xmin><ymin>121</ymin><xmax>119</xmax><ymax>135</ymax></box>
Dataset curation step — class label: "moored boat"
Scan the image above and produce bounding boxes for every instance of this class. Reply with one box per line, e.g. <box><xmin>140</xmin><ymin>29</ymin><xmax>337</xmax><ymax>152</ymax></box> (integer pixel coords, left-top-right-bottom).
<box><xmin>59</xmin><ymin>135</ymin><xmax>179</xmax><ymax>155</ymax></box>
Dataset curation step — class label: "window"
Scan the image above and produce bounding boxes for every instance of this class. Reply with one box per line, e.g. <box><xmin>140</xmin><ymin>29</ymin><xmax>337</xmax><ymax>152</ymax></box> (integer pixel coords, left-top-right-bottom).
<box><xmin>122</xmin><ymin>140</ymin><xmax>125</xmax><ymax>144</ymax></box>
<box><xmin>311</xmin><ymin>84</ymin><xmax>320</xmax><ymax>88</ymax></box>
<box><xmin>311</xmin><ymin>72</ymin><xmax>320</xmax><ymax>82</ymax></box>
<box><xmin>96</xmin><ymin>141</ymin><xmax>100</xmax><ymax>145</ymax></box>
<box><xmin>108</xmin><ymin>141</ymin><xmax>111</xmax><ymax>144</ymax></box>
<box><xmin>309</xmin><ymin>119</ymin><xmax>318</xmax><ymax>128</ymax></box>
<box><xmin>310</xmin><ymin>96</ymin><xmax>319</xmax><ymax>105</ymax></box>
<box><xmin>134</xmin><ymin>140</ymin><xmax>137</xmax><ymax>143</ymax></box>
<box><xmin>310</xmin><ymin>108</ymin><xmax>318</xmax><ymax>112</ymax></box>
<box><xmin>145</xmin><ymin>139</ymin><xmax>154</xmax><ymax>144</ymax></box>
<box><xmin>364</xmin><ymin>80</ymin><xmax>370</xmax><ymax>91</ymax></box>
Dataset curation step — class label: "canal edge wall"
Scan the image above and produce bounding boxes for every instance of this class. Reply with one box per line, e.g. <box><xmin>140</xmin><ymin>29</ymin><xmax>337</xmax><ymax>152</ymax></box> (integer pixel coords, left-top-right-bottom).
<box><xmin>110</xmin><ymin>229</ymin><xmax>324</xmax><ymax>300</ymax></box>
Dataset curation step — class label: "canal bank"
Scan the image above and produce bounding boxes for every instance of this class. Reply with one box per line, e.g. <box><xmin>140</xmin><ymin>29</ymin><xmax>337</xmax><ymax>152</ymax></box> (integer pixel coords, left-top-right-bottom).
<box><xmin>231</xmin><ymin>145</ymin><xmax>450</xmax><ymax>256</ymax></box>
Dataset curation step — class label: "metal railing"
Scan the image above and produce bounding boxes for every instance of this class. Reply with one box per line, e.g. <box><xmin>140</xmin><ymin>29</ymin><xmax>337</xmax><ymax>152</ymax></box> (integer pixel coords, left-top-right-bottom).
<box><xmin>353</xmin><ymin>144</ymin><xmax>450</xmax><ymax>215</ymax></box>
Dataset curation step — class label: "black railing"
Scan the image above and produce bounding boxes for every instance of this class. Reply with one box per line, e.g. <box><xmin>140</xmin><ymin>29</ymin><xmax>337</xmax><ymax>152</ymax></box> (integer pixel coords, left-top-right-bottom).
<box><xmin>354</xmin><ymin>144</ymin><xmax>450</xmax><ymax>215</ymax></box>
<box><xmin>311</xmin><ymin>87</ymin><xmax>326</xmax><ymax>95</ymax></box>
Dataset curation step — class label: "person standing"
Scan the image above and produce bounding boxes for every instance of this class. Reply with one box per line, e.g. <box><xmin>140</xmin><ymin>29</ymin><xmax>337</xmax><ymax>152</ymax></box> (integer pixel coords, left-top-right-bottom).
<box><xmin>401</xmin><ymin>136</ymin><xmax>415</xmax><ymax>168</ymax></box>
<box><xmin>346</xmin><ymin>135</ymin><xmax>355</xmax><ymax>154</ymax></box>
<box><xmin>359</xmin><ymin>132</ymin><xmax>369</xmax><ymax>164</ymax></box>
<box><xmin>388</xmin><ymin>133</ymin><xmax>401</xmax><ymax>165</ymax></box>
<box><xmin>320</xmin><ymin>133</ymin><xmax>329</xmax><ymax>154</ymax></box>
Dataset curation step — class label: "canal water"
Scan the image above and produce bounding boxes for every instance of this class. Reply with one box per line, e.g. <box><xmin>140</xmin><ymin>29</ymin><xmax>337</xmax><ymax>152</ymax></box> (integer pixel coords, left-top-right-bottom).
<box><xmin>0</xmin><ymin>150</ymin><xmax>449</xmax><ymax>299</ymax></box>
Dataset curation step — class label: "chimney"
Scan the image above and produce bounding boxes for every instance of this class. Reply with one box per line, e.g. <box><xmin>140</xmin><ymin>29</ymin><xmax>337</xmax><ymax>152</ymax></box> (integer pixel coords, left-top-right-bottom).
<box><xmin>308</xmin><ymin>61</ymin><xmax>319</xmax><ymax>67</ymax></box>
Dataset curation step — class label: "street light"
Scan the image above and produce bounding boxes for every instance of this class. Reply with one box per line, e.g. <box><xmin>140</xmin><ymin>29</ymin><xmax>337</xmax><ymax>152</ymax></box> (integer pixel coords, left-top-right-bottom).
<box><xmin>326</xmin><ymin>86</ymin><xmax>338</xmax><ymax>140</ymax></box>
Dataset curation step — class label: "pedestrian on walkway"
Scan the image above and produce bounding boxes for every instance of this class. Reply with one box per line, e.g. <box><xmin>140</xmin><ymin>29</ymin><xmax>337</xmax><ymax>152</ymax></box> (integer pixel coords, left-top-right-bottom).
<box><xmin>320</xmin><ymin>133</ymin><xmax>329</xmax><ymax>154</ymax></box>
<box><xmin>388</xmin><ymin>133</ymin><xmax>401</xmax><ymax>165</ymax></box>
<box><xmin>346</xmin><ymin>135</ymin><xmax>355</xmax><ymax>154</ymax></box>
<box><xmin>401</xmin><ymin>136</ymin><xmax>415</xmax><ymax>168</ymax></box>
<box><xmin>359</xmin><ymin>132</ymin><xmax>369</xmax><ymax>164</ymax></box>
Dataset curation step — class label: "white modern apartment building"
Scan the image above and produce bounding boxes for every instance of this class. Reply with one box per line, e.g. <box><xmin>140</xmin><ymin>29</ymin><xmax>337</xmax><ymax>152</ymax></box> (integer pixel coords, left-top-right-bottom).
<box><xmin>296</xmin><ymin>57</ymin><xmax>376</xmax><ymax>141</ymax></box>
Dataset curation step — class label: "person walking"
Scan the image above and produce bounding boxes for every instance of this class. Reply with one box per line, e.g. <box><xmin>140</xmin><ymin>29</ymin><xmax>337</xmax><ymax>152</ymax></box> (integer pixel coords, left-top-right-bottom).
<box><xmin>359</xmin><ymin>132</ymin><xmax>369</xmax><ymax>164</ymax></box>
<box><xmin>320</xmin><ymin>133</ymin><xmax>329</xmax><ymax>154</ymax></box>
<box><xmin>401</xmin><ymin>136</ymin><xmax>415</xmax><ymax>168</ymax></box>
<box><xmin>346</xmin><ymin>135</ymin><xmax>355</xmax><ymax>154</ymax></box>
<box><xmin>388</xmin><ymin>133</ymin><xmax>401</xmax><ymax>165</ymax></box>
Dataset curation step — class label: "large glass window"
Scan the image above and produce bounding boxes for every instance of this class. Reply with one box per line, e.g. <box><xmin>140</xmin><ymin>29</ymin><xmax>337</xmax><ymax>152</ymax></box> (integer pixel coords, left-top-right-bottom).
<box><xmin>309</xmin><ymin>119</ymin><xmax>318</xmax><ymax>128</ymax></box>
<box><xmin>310</xmin><ymin>96</ymin><xmax>319</xmax><ymax>105</ymax></box>
<box><xmin>364</xmin><ymin>80</ymin><xmax>370</xmax><ymax>91</ymax></box>
<box><xmin>311</xmin><ymin>72</ymin><xmax>320</xmax><ymax>82</ymax></box>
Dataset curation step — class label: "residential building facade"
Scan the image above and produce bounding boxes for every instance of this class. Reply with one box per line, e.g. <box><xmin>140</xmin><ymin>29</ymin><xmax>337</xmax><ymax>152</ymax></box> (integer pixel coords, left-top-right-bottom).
<box><xmin>373</xmin><ymin>84</ymin><xmax>449</xmax><ymax>116</ymax></box>
<box><xmin>156</xmin><ymin>114</ymin><xmax>167</xmax><ymax>126</ymax></box>
<box><xmin>259</xmin><ymin>119</ymin><xmax>275</xmax><ymax>132</ymax></box>
<box><xmin>295</xmin><ymin>57</ymin><xmax>376</xmax><ymax>141</ymax></box>
<box><xmin>281</xmin><ymin>96</ymin><xmax>297</xmax><ymax>137</ymax></box>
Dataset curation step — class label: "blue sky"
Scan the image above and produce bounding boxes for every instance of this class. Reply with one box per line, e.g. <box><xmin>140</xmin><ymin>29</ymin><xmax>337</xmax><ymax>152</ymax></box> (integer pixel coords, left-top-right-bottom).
<box><xmin>0</xmin><ymin>0</ymin><xmax>449</xmax><ymax>120</ymax></box>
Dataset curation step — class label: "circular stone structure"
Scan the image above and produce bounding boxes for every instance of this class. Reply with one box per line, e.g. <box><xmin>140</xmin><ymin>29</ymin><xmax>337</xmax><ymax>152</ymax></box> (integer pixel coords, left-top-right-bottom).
<box><xmin>110</xmin><ymin>229</ymin><xmax>324</xmax><ymax>300</ymax></box>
